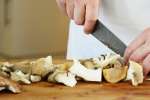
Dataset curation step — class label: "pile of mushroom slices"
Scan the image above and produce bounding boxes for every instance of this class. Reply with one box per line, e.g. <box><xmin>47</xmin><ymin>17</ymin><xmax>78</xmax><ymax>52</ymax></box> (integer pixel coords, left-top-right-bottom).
<box><xmin>0</xmin><ymin>54</ymin><xmax>145</xmax><ymax>93</ymax></box>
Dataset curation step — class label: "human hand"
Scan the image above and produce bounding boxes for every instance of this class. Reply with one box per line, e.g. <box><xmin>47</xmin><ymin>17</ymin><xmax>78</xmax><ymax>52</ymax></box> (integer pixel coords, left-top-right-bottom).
<box><xmin>124</xmin><ymin>28</ymin><xmax>150</xmax><ymax>78</ymax></box>
<box><xmin>56</xmin><ymin>0</ymin><xmax>100</xmax><ymax>33</ymax></box>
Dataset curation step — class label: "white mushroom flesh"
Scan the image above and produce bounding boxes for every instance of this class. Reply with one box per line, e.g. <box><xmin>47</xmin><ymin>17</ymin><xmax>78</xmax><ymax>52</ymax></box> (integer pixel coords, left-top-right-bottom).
<box><xmin>30</xmin><ymin>75</ymin><xmax>42</xmax><ymax>82</ymax></box>
<box><xmin>126</xmin><ymin>61</ymin><xmax>144</xmax><ymax>86</ymax></box>
<box><xmin>69</xmin><ymin>60</ymin><xmax>102</xmax><ymax>82</ymax></box>
<box><xmin>55</xmin><ymin>72</ymin><xmax>77</xmax><ymax>87</ymax></box>
<box><xmin>10</xmin><ymin>70</ymin><xmax>31</xmax><ymax>84</ymax></box>
<box><xmin>93</xmin><ymin>54</ymin><xmax>121</xmax><ymax>68</ymax></box>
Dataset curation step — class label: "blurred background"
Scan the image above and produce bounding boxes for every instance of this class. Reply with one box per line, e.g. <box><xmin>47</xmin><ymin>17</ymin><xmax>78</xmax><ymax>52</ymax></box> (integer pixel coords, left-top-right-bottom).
<box><xmin>0</xmin><ymin>0</ymin><xmax>69</xmax><ymax>58</ymax></box>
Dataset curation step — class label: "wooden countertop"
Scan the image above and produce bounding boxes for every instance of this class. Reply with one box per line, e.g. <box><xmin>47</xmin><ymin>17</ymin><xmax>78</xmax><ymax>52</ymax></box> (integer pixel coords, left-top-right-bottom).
<box><xmin>0</xmin><ymin>57</ymin><xmax>150</xmax><ymax>100</ymax></box>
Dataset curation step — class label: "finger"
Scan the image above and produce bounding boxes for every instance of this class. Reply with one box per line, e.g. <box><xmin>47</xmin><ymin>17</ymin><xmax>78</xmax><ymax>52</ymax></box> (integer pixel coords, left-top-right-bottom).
<box><xmin>143</xmin><ymin>54</ymin><xmax>150</xmax><ymax>77</ymax></box>
<box><xmin>124</xmin><ymin>33</ymin><xmax>146</xmax><ymax>63</ymax></box>
<box><xmin>129</xmin><ymin>43</ymin><xmax>150</xmax><ymax>63</ymax></box>
<box><xmin>74</xmin><ymin>0</ymin><xmax>85</xmax><ymax>25</ymax></box>
<box><xmin>84</xmin><ymin>0</ymin><xmax>100</xmax><ymax>33</ymax></box>
<box><xmin>56</xmin><ymin>0</ymin><xmax>67</xmax><ymax>15</ymax></box>
<box><xmin>66</xmin><ymin>0</ymin><xmax>74</xmax><ymax>19</ymax></box>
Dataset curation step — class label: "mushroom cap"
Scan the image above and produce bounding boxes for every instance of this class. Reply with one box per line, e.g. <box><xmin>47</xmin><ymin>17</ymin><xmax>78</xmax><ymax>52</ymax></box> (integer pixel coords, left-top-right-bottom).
<box><xmin>103</xmin><ymin>60</ymin><xmax>128</xmax><ymax>83</ymax></box>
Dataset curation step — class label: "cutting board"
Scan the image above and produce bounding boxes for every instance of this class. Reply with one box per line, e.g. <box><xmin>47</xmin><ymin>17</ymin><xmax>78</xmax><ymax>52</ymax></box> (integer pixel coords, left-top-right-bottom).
<box><xmin>0</xmin><ymin>81</ymin><xmax>150</xmax><ymax>100</ymax></box>
<box><xmin>0</xmin><ymin>57</ymin><xmax>150</xmax><ymax>100</ymax></box>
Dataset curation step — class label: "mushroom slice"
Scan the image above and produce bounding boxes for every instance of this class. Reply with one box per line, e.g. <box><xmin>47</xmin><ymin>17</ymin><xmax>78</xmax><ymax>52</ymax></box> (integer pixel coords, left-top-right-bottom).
<box><xmin>13</xmin><ymin>61</ymin><xmax>32</xmax><ymax>74</ymax></box>
<box><xmin>81</xmin><ymin>60</ymin><xmax>100</xmax><ymax>69</ymax></box>
<box><xmin>10</xmin><ymin>70</ymin><xmax>31</xmax><ymax>84</ymax></box>
<box><xmin>55</xmin><ymin>72</ymin><xmax>77</xmax><ymax>87</ymax></box>
<box><xmin>0</xmin><ymin>76</ymin><xmax>21</xmax><ymax>93</ymax></box>
<box><xmin>48</xmin><ymin>63</ymin><xmax>77</xmax><ymax>87</ymax></box>
<box><xmin>103</xmin><ymin>60</ymin><xmax>128</xmax><ymax>83</ymax></box>
<box><xmin>0</xmin><ymin>62</ymin><xmax>13</xmax><ymax>78</ymax></box>
<box><xmin>93</xmin><ymin>54</ymin><xmax>121</xmax><ymax>68</ymax></box>
<box><xmin>0</xmin><ymin>71</ymin><xmax>10</xmax><ymax>78</ymax></box>
<box><xmin>0</xmin><ymin>87</ymin><xmax>5</xmax><ymax>91</ymax></box>
<box><xmin>69</xmin><ymin>60</ymin><xmax>102</xmax><ymax>82</ymax></box>
<box><xmin>30</xmin><ymin>75</ymin><xmax>41</xmax><ymax>83</ymax></box>
<box><xmin>31</xmin><ymin>56</ymin><xmax>54</xmax><ymax>77</ymax></box>
<box><xmin>126</xmin><ymin>61</ymin><xmax>143</xmax><ymax>86</ymax></box>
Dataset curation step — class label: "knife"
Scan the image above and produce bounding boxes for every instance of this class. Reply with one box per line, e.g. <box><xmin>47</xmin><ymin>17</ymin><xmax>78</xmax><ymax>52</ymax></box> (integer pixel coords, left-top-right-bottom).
<box><xmin>92</xmin><ymin>20</ymin><xmax>127</xmax><ymax>56</ymax></box>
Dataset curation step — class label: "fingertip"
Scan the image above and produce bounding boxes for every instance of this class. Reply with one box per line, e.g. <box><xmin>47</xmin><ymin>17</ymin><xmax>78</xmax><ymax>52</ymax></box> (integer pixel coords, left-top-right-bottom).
<box><xmin>84</xmin><ymin>19</ymin><xmax>96</xmax><ymax>33</ymax></box>
<box><xmin>123</xmin><ymin>48</ymin><xmax>132</xmax><ymax>63</ymax></box>
<box><xmin>68</xmin><ymin>13</ymin><xmax>74</xmax><ymax>20</ymax></box>
<box><xmin>74</xmin><ymin>18</ymin><xmax>84</xmax><ymax>25</ymax></box>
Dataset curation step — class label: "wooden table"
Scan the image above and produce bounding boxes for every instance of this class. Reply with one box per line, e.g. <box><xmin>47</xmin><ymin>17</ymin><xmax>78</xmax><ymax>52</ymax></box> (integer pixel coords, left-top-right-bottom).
<box><xmin>0</xmin><ymin>57</ymin><xmax>150</xmax><ymax>100</ymax></box>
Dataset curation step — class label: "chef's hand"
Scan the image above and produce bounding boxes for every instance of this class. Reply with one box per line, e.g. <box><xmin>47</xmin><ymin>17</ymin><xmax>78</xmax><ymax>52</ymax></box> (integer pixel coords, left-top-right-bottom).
<box><xmin>124</xmin><ymin>28</ymin><xmax>150</xmax><ymax>78</ymax></box>
<box><xmin>56</xmin><ymin>0</ymin><xmax>100</xmax><ymax>33</ymax></box>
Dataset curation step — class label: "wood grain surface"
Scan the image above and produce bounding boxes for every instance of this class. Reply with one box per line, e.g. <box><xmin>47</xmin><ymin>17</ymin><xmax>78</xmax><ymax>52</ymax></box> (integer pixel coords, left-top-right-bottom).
<box><xmin>0</xmin><ymin>81</ymin><xmax>150</xmax><ymax>100</ymax></box>
<box><xmin>0</xmin><ymin>57</ymin><xmax>150</xmax><ymax>100</ymax></box>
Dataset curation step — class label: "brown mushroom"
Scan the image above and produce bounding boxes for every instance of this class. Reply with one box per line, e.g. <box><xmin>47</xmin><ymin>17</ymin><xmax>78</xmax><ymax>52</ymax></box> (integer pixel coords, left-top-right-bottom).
<box><xmin>103</xmin><ymin>59</ymin><xmax>128</xmax><ymax>83</ymax></box>
<box><xmin>0</xmin><ymin>76</ymin><xmax>21</xmax><ymax>93</ymax></box>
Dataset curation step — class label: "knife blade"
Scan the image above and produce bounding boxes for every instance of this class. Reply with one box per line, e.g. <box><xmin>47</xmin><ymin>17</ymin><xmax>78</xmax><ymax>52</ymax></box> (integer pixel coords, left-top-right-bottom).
<box><xmin>92</xmin><ymin>20</ymin><xmax>127</xmax><ymax>56</ymax></box>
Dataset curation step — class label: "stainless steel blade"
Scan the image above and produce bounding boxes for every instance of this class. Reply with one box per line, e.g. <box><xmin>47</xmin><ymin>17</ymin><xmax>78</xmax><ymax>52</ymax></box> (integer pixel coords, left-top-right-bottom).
<box><xmin>92</xmin><ymin>20</ymin><xmax>127</xmax><ymax>56</ymax></box>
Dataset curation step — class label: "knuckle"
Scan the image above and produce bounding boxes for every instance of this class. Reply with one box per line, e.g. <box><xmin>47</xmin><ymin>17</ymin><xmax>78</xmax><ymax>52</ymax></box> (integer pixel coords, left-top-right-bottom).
<box><xmin>60</xmin><ymin>0</ymin><xmax>66</xmax><ymax>5</ymax></box>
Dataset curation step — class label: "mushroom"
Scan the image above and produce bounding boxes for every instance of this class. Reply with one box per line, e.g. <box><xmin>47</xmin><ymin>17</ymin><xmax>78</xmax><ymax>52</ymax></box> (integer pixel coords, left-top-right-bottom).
<box><xmin>0</xmin><ymin>71</ymin><xmax>10</xmax><ymax>78</ymax></box>
<box><xmin>0</xmin><ymin>62</ymin><xmax>13</xmax><ymax>78</ymax></box>
<box><xmin>0</xmin><ymin>76</ymin><xmax>21</xmax><ymax>93</ymax></box>
<box><xmin>92</xmin><ymin>53</ymin><xmax>121</xmax><ymax>68</ymax></box>
<box><xmin>10</xmin><ymin>70</ymin><xmax>31</xmax><ymax>84</ymax></box>
<box><xmin>48</xmin><ymin>63</ymin><xmax>77</xmax><ymax>87</ymax></box>
<box><xmin>30</xmin><ymin>75</ymin><xmax>42</xmax><ymax>83</ymax></box>
<box><xmin>69</xmin><ymin>60</ymin><xmax>102</xmax><ymax>82</ymax></box>
<box><xmin>0</xmin><ymin>87</ymin><xmax>5</xmax><ymax>91</ymax></box>
<box><xmin>13</xmin><ymin>61</ymin><xmax>32</xmax><ymax>74</ymax></box>
<box><xmin>103</xmin><ymin>59</ymin><xmax>128</xmax><ymax>83</ymax></box>
<box><xmin>31</xmin><ymin>56</ymin><xmax>54</xmax><ymax>77</ymax></box>
<box><xmin>81</xmin><ymin>59</ymin><xmax>100</xmax><ymax>69</ymax></box>
<box><xmin>126</xmin><ymin>61</ymin><xmax>143</xmax><ymax>86</ymax></box>
<box><xmin>55</xmin><ymin>72</ymin><xmax>77</xmax><ymax>87</ymax></box>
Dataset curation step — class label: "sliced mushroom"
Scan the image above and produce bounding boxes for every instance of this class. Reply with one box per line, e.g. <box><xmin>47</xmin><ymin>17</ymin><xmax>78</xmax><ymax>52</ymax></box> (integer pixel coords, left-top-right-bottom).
<box><xmin>48</xmin><ymin>63</ymin><xmax>77</xmax><ymax>87</ymax></box>
<box><xmin>54</xmin><ymin>72</ymin><xmax>77</xmax><ymax>87</ymax></box>
<box><xmin>30</xmin><ymin>75</ymin><xmax>41</xmax><ymax>83</ymax></box>
<box><xmin>69</xmin><ymin>60</ymin><xmax>102</xmax><ymax>82</ymax></box>
<box><xmin>81</xmin><ymin>60</ymin><xmax>100</xmax><ymax>69</ymax></box>
<box><xmin>103</xmin><ymin>60</ymin><xmax>128</xmax><ymax>83</ymax></box>
<box><xmin>0</xmin><ymin>71</ymin><xmax>10</xmax><ymax>78</ymax></box>
<box><xmin>10</xmin><ymin>70</ymin><xmax>31</xmax><ymax>84</ymax></box>
<box><xmin>126</xmin><ymin>61</ymin><xmax>143</xmax><ymax>86</ymax></box>
<box><xmin>0</xmin><ymin>62</ymin><xmax>13</xmax><ymax>78</ymax></box>
<box><xmin>93</xmin><ymin>54</ymin><xmax>121</xmax><ymax>68</ymax></box>
<box><xmin>13</xmin><ymin>61</ymin><xmax>32</xmax><ymax>74</ymax></box>
<box><xmin>31</xmin><ymin>56</ymin><xmax>54</xmax><ymax>77</ymax></box>
<box><xmin>0</xmin><ymin>76</ymin><xmax>21</xmax><ymax>93</ymax></box>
